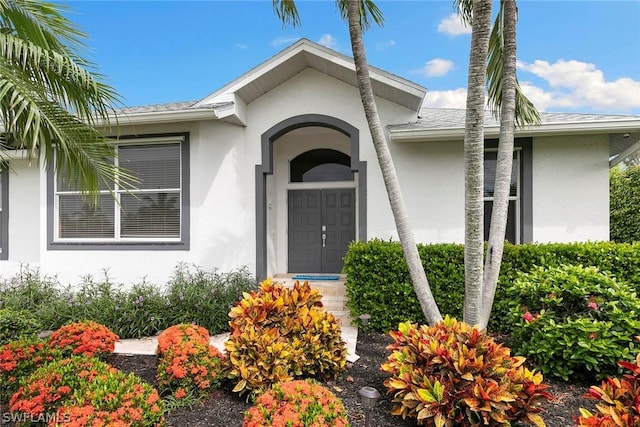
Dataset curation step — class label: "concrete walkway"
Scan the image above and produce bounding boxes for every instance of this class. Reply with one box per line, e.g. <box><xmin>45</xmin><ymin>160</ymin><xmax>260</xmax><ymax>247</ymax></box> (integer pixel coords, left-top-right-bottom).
<box><xmin>114</xmin><ymin>325</ymin><xmax>360</xmax><ymax>363</ymax></box>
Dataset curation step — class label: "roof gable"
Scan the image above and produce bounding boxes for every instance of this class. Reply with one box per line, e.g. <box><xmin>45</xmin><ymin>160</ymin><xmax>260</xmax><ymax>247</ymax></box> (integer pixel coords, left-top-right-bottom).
<box><xmin>194</xmin><ymin>38</ymin><xmax>426</xmax><ymax>112</ymax></box>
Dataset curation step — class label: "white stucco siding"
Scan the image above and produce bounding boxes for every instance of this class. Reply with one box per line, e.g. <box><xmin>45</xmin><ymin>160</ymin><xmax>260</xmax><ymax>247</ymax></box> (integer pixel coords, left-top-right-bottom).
<box><xmin>1</xmin><ymin>160</ymin><xmax>41</xmax><ymax>271</ymax></box>
<box><xmin>389</xmin><ymin>140</ymin><xmax>465</xmax><ymax>243</ymax></box>
<box><xmin>0</xmin><ymin>121</ymin><xmax>259</xmax><ymax>287</ymax></box>
<box><xmin>531</xmin><ymin>134</ymin><xmax>609</xmax><ymax>242</ymax></box>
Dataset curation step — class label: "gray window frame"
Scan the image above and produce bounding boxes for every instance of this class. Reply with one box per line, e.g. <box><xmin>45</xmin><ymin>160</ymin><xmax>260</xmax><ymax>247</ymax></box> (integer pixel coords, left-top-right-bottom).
<box><xmin>47</xmin><ymin>133</ymin><xmax>190</xmax><ymax>251</ymax></box>
<box><xmin>0</xmin><ymin>167</ymin><xmax>8</xmax><ymax>259</ymax></box>
<box><xmin>484</xmin><ymin>138</ymin><xmax>532</xmax><ymax>244</ymax></box>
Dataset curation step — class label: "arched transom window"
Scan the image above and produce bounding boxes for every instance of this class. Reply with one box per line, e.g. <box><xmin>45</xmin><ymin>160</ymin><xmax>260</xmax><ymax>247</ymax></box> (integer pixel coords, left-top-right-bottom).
<box><xmin>290</xmin><ymin>149</ymin><xmax>353</xmax><ymax>182</ymax></box>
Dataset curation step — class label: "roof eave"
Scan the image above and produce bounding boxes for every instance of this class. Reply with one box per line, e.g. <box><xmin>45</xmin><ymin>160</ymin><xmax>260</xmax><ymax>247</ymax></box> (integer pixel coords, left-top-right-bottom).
<box><xmin>98</xmin><ymin>109</ymin><xmax>218</xmax><ymax>127</ymax></box>
<box><xmin>389</xmin><ymin>119</ymin><xmax>640</xmax><ymax>142</ymax></box>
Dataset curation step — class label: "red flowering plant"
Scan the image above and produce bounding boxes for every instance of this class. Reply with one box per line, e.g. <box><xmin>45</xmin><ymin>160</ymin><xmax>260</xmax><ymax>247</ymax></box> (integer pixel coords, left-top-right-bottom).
<box><xmin>9</xmin><ymin>356</ymin><xmax>165</xmax><ymax>427</ymax></box>
<box><xmin>506</xmin><ymin>265</ymin><xmax>640</xmax><ymax>380</ymax></box>
<box><xmin>48</xmin><ymin>320</ymin><xmax>119</xmax><ymax>359</ymax></box>
<box><xmin>156</xmin><ymin>323</ymin><xmax>210</xmax><ymax>355</ymax></box>
<box><xmin>156</xmin><ymin>323</ymin><xmax>225</xmax><ymax>400</ymax></box>
<box><xmin>243</xmin><ymin>379</ymin><xmax>349</xmax><ymax>427</ymax></box>
<box><xmin>0</xmin><ymin>337</ymin><xmax>62</xmax><ymax>402</ymax></box>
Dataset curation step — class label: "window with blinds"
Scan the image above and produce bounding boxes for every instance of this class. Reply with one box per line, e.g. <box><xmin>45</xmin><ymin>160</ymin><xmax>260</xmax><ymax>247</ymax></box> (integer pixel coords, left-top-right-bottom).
<box><xmin>55</xmin><ymin>140</ymin><xmax>182</xmax><ymax>242</ymax></box>
<box><xmin>483</xmin><ymin>150</ymin><xmax>520</xmax><ymax>244</ymax></box>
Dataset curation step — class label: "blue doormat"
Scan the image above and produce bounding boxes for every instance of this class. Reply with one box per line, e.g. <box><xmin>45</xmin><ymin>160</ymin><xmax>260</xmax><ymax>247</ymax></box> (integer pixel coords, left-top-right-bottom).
<box><xmin>291</xmin><ymin>275</ymin><xmax>340</xmax><ymax>281</ymax></box>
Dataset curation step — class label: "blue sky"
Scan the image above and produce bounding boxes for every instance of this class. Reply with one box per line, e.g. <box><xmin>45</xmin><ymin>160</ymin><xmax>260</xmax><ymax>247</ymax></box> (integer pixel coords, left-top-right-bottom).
<box><xmin>62</xmin><ymin>1</ymin><xmax>640</xmax><ymax>115</ymax></box>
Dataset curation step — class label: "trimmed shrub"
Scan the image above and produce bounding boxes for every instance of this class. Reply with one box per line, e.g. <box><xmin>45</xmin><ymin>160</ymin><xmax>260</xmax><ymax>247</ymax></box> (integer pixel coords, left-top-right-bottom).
<box><xmin>49</xmin><ymin>320</ymin><xmax>119</xmax><ymax>359</ymax></box>
<box><xmin>610</xmin><ymin>165</ymin><xmax>640</xmax><ymax>243</ymax></box>
<box><xmin>506</xmin><ymin>265</ymin><xmax>640</xmax><ymax>380</ymax></box>
<box><xmin>0</xmin><ymin>308</ymin><xmax>42</xmax><ymax>346</ymax></box>
<box><xmin>0</xmin><ymin>337</ymin><xmax>62</xmax><ymax>402</ymax></box>
<box><xmin>343</xmin><ymin>240</ymin><xmax>640</xmax><ymax>333</ymax></box>
<box><xmin>243</xmin><ymin>379</ymin><xmax>349</xmax><ymax>427</ymax></box>
<box><xmin>225</xmin><ymin>279</ymin><xmax>347</xmax><ymax>396</ymax></box>
<box><xmin>381</xmin><ymin>317</ymin><xmax>552</xmax><ymax>426</ymax></box>
<box><xmin>156</xmin><ymin>323</ymin><xmax>210</xmax><ymax>354</ymax></box>
<box><xmin>156</xmin><ymin>324</ymin><xmax>224</xmax><ymax>400</ymax></box>
<box><xmin>9</xmin><ymin>356</ymin><xmax>165</xmax><ymax>426</ymax></box>
<box><xmin>577</xmin><ymin>345</ymin><xmax>640</xmax><ymax>426</ymax></box>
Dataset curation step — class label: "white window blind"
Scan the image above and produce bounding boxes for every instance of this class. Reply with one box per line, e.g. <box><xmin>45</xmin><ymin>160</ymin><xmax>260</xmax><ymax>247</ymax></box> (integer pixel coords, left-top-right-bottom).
<box><xmin>56</xmin><ymin>141</ymin><xmax>182</xmax><ymax>241</ymax></box>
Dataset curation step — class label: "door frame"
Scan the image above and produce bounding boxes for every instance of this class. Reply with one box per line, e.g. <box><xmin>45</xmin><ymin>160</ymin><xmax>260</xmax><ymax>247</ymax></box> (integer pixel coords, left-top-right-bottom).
<box><xmin>287</xmin><ymin>188</ymin><xmax>356</xmax><ymax>273</ymax></box>
<box><xmin>256</xmin><ymin>114</ymin><xmax>367</xmax><ymax>280</ymax></box>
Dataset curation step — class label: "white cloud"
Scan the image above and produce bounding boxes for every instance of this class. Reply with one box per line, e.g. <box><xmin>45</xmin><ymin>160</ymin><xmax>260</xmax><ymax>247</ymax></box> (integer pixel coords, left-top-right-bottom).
<box><xmin>437</xmin><ymin>13</ymin><xmax>471</xmax><ymax>36</ymax></box>
<box><xmin>415</xmin><ymin>59</ymin><xmax>455</xmax><ymax>77</ymax></box>
<box><xmin>376</xmin><ymin>40</ymin><xmax>396</xmax><ymax>50</ymax></box>
<box><xmin>517</xmin><ymin>59</ymin><xmax>640</xmax><ymax>111</ymax></box>
<box><xmin>271</xmin><ymin>36</ymin><xmax>299</xmax><ymax>48</ymax></box>
<box><xmin>422</xmin><ymin>88</ymin><xmax>468</xmax><ymax>108</ymax></box>
<box><xmin>235</xmin><ymin>43</ymin><xmax>248</xmax><ymax>50</ymax></box>
<box><xmin>317</xmin><ymin>34</ymin><xmax>338</xmax><ymax>49</ymax></box>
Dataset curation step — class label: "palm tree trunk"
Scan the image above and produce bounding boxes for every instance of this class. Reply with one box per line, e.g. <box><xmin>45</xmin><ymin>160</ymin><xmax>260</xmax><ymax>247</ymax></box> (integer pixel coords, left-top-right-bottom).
<box><xmin>346</xmin><ymin>0</ymin><xmax>442</xmax><ymax>325</ymax></box>
<box><xmin>480</xmin><ymin>0</ymin><xmax>518</xmax><ymax>329</ymax></box>
<box><xmin>463</xmin><ymin>0</ymin><xmax>493</xmax><ymax>327</ymax></box>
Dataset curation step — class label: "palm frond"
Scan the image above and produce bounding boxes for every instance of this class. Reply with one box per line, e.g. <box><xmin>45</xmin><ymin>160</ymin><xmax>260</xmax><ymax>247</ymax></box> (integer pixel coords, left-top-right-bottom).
<box><xmin>272</xmin><ymin>0</ymin><xmax>301</xmax><ymax>27</ymax></box>
<box><xmin>486</xmin><ymin>1</ymin><xmax>540</xmax><ymax>127</ymax></box>
<box><xmin>456</xmin><ymin>0</ymin><xmax>473</xmax><ymax>26</ymax></box>
<box><xmin>337</xmin><ymin>0</ymin><xmax>384</xmax><ymax>29</ymax></box>
<box><xmin>0</xmin><ymin>0</ymin><xmax>128</xmax><ymax>197</ymax></box>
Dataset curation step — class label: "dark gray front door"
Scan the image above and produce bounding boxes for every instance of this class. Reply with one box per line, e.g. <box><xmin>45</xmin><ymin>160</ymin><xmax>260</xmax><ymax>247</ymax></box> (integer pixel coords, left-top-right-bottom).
<box><xmin>288</xmin><ymin>189</ymin><xmax>355</xmax><ymax>273</ymax></box>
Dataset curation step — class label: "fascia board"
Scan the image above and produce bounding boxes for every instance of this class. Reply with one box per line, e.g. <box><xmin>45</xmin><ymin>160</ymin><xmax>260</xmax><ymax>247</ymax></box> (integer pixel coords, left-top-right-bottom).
<box><xmin>389</xmin><ymin>119</ymin><xmax>640</xmax><ymax>143</ymax></box>
<box><xmin>96</xmin><ymin>109</ymin><xmax>219</xmax><ymax>126</ymax></box>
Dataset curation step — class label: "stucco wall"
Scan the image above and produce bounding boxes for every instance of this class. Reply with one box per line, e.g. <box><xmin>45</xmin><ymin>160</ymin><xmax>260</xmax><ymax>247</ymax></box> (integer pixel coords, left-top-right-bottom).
<box><xmin>0</xmin><ymin>68</ymin><xmax>417</xmax><ymax>286</ymax></box>
<box><xmin>380</xmin><ymin>140</ymin><xmax>466</xmax><ymax>243</ymax></box>
<box><xmin>531</xmin><ymin>134</ymin><xmax>609</xmax><ymax>242</ymax></box>
<box><xmin>4</xmin><ymin>160</ymin><xmax>41</xmax><ymax>269</ymax></box>
<box><xmin>0</xmin><ymin>66</ymin><xmax>612</xmax><ymax>286</ymax></box>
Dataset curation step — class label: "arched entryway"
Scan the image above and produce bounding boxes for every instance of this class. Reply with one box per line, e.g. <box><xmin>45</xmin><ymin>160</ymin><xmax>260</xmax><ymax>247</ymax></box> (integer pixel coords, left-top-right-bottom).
<box><xmin>288</xmin><ymin>149</ymin><xmax>355</xmax><ymax>273</ymax></box>
<box><xmin>256</xmin><ymin>114</ymin><xmax>366</xmax><ymax>280</ymax></box>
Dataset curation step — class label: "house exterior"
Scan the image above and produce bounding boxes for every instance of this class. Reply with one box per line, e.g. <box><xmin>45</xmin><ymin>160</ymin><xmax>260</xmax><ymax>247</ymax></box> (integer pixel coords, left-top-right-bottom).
<box><xmin>1</xmin><ymin>38</ymin><xmax>639</xmax><ymax>286</ymax></box>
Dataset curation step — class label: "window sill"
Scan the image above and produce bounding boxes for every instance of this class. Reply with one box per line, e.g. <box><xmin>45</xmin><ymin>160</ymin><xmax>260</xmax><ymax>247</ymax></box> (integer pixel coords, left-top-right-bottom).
<box><xmin>48</xmin><ymin>241</ymin><xmax>189</xmax><ymax>251</ymax></box>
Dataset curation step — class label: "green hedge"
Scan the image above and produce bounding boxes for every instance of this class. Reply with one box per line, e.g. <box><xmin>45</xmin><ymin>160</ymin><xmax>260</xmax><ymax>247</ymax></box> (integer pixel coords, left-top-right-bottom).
<box><xmin>343</xmin><ymin>240</ymin><xmax>640</xmax><ymax>332</ymax></box>
<box><xmin>610</xmin><ymin>166</ymin><xmax>640</xmax><ymax>243</ymax></box>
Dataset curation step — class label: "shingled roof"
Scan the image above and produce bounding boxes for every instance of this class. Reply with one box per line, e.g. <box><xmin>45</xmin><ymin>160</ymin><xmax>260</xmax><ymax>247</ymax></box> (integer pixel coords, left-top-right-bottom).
<box><xmin>388</xmin><ymin>107</ymin><xmax>640</xmax><ymax>131</ymax></box>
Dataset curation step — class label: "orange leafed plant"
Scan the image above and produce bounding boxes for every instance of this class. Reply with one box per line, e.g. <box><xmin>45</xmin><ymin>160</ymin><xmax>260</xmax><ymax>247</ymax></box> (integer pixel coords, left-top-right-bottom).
<box><xmin>381</xmin><ymin>316</ymin><xmax>553</xmax><ymax>426</ymax></box>
<box><xmin>225</xmin><ymin>279</ymin><xmax>347</xmax><ymax>396</ymax></box>
<box><xmin>576</xmin><ymin>338</ymin><xmax>640</xmax><ymax>426</ymax></box>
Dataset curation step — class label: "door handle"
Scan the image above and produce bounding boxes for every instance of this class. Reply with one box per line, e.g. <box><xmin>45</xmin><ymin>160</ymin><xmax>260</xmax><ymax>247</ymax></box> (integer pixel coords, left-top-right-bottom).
<box><xmin>322</xmin><ymin>225</ymin><xmax>327</xmax><ymax>248</ymax></box>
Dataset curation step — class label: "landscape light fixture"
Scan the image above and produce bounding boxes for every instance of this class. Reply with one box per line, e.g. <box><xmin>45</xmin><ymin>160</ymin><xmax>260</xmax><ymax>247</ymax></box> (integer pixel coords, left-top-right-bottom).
<box><xmin>358</xmin><ymin>386</ymin><xmax>381</xmax><ymax>427</ymax></box>
<box><xmin>358</xmin><ymin>313</ymin><xmax>371</xmax><ymax>328</ymax></box>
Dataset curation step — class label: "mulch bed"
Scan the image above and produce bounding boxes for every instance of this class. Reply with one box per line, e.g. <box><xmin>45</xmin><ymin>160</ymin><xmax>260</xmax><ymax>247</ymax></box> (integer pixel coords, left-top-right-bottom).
<box><xmin>104</xmin><ymin>331</ymin><xmax>597</xmax><ymax>427</ymax></box>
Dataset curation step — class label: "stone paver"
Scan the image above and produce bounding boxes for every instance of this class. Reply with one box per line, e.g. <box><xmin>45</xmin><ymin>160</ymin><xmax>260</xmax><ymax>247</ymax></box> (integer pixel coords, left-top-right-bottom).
<box><xmin>114</xmin><ymin>325</ymin><xmax>360</xmax><ymax>362</ymax></box>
